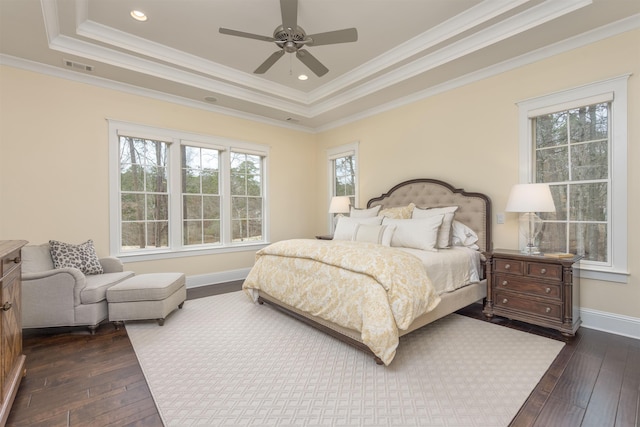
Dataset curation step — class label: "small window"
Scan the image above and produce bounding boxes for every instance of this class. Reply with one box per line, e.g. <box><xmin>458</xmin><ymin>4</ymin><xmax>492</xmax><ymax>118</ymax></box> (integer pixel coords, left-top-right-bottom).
<box><xmin>327</xmin><ymin>143</ymin><xmax>359</xmax><ymax>229</ymax></box>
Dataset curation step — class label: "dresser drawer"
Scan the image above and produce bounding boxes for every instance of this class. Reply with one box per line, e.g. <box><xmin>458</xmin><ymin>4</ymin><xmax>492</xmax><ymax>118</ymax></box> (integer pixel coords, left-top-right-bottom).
<box><xmin>495</xmin><ymin>291</ymin><xmax>562</xmax><ymax>321</ymax></box>
<box><xmin>1</xmin><ymin>248</ymin><xmax>21</xmax><ymax>278</ymax></box>
<box><xmin>495</xmin><ymin>258</ymin><xmax>524</xmax><ymax>275</ymax></box>
<box><xmin>527</xmin><ymin>262</ymin><xmax>563</xmax><ymax>282</ymax></box>
<box><xmin>494</xmin><ymin>274</ymin><xmax>561</xmax><ymax>300</ymax></box>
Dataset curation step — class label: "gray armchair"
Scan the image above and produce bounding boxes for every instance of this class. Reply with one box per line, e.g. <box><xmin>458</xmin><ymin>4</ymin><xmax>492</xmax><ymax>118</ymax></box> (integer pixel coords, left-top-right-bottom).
<box><xmin>21</xmin><ymin>243</ymin><xmax>134</xmax><ymax>333</ymax></box>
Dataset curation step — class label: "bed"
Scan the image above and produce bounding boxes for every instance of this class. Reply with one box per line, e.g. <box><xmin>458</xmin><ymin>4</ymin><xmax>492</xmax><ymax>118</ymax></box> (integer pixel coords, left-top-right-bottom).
<box><xmin>243</xmin><ymin>178</ymin><xmax>492</xmax><ymax>365</ymax></box>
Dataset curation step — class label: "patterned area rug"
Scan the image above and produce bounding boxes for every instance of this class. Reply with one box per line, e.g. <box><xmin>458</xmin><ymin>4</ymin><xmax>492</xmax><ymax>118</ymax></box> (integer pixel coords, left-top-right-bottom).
<box><xmin>126</xmin><ymin>291</ymin><xmax>564</xmax><ymax>427</ymax></box>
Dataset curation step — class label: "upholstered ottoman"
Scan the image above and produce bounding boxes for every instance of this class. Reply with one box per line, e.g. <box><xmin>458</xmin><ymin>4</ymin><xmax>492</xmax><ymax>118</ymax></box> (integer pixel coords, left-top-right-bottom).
<box><xmin>107</xmin><ymin>273</ymin><xmax>186</xmax><ymax>326</ymax></box>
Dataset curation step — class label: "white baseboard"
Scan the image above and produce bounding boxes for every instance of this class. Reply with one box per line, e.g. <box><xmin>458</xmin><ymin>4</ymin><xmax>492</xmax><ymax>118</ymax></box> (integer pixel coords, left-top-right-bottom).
<box><xmin>580</xmin><ymin>308</ymin><xmax>640</xmax><ymax>340</ymax></box>
<box><xmin>186</xmin><ymin>268</ymin><xmax>250</xmax><ymax>288</ymax></box>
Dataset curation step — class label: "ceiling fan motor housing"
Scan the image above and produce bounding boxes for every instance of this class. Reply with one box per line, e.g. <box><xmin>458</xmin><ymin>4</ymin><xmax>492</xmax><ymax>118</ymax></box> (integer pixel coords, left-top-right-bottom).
<box><xmin>274</xmin><ymin>25</ymin><xmax>307</xmax><ymax>52</ymax></box>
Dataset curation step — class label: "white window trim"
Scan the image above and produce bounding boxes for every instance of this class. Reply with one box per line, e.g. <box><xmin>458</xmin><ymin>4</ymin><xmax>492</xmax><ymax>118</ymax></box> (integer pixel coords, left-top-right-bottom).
<box><xmin>516</xmin><ymin>75</ymin><xmax>629</xmax><ymax>283</ymax></box>
<box><xmin>327</xmin><ymin>142</ymin><xmax>359</xmax><ymax>231</ymax></box>
<box><xmin>108</xmin><ymin>119</ymin><xmax>269</xmax><ymax>261</ymax></box>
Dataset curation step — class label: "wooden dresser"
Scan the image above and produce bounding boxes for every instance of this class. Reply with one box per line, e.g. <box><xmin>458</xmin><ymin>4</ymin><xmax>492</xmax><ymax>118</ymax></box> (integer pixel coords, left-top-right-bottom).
<box><xmin>483</xmin><ymin>249</ymin><xmax>582</xmax><ymax>337</ymax></box>
<box><xmin>0</xmin><ymin>240</ymin><xmax>27</xmax><ymax>427</ymax></box>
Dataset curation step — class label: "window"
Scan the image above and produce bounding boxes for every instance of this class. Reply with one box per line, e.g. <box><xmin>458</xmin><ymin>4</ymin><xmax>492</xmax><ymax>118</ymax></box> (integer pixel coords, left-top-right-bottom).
<box><xmin>182</xmin><ymin>145</ymin><xmax>220</xmax><ymax>246</ymax></box>
<box><xmin>109</xmin><ymin>121</ymin><xmax>268</xmax><ymax>260</ymax></box>
<box><xmin>120</xmin><ymin>137</ymin><xmax>169</xmax><ymax>250</ymax></box>
<box><xmin>517</xmin><ymin>75</ymin><xmax>628</xmax><ymax>282</ymax></box>
<box><xmin>327</xmin><ymin>143</ymin><xmax>358</xmax><ymax>229</ymax></box>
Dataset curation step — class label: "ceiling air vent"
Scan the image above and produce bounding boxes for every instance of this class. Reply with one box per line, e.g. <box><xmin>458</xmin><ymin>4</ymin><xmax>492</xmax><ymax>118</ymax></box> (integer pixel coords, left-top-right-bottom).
<box><xmin>63</xmin><ymin>59</ymin><xmax>94</xmax><ymax>72</ymax></box>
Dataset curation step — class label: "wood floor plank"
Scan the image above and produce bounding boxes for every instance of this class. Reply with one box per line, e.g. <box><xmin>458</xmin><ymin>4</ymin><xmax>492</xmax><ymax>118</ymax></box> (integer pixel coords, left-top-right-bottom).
<box><xmin>581</xmin><ymin>335</ymin><xmax>628</xmax><ymax>427</ymax></box>
<box><xmin>615</xmin><ymin>344</ymin><xmax>640</xmax><ymax>427</ymax></box>
<box><xmin>532</xmin><ymin>396</ymin><xmax>585</xmax><ymax>427</ymax></box>
<box><xmin>509</xmin><ymin>333</ymin><xmax>580</xmax><ymax>426</ymax></box>
<box><xmin>548</xmin><ymin>350</ymin><xmax>602</xmax><ymax>409</ymax></box>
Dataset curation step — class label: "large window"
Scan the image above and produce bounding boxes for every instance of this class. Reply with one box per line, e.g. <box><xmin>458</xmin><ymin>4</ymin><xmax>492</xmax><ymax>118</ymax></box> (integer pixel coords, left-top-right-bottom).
<box><xmin>518</xmin><ymin>76</ymin><xmax>628</xmax><ymax>282</ymax></box>
<box><xmin>109</xmin><ymin>121</ymin><xmax>268</xmax><ymax>259</ymax></box>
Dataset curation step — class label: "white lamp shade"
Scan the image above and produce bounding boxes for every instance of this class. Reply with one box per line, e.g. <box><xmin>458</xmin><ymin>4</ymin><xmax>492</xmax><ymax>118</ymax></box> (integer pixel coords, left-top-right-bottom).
<box><xmin>505</xmin><ymin>183</ymin><xmax>556</xmax><ymax>213</ymax></box>
<box><xmin>329</xmin><ymin>196</ymin><xmax>351</xmax><ymax>214</ymax></box>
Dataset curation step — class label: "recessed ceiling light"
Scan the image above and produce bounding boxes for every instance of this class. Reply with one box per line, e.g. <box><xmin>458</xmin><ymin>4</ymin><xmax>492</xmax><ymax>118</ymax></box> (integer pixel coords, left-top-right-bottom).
<box><xmin>298</xmin><ymin>74</ymin><xmax>308</xmax><ymax>81</ymax></box>
<box><xmin>130</xmin><ymin>10</ymin><xmax>147</xmax><ymax>21</ymax></box>
<box><xmin>204</xmin><ymin>96</ymin><xmax>217</xmax><ymax>104</ymax></box>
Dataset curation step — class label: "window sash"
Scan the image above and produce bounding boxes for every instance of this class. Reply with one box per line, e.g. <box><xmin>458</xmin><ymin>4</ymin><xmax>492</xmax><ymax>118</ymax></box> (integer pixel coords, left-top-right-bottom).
<box><xmin>532</xmin><ymin>102</ymin><xmax>611</xmax><ymax>264</ymax></box>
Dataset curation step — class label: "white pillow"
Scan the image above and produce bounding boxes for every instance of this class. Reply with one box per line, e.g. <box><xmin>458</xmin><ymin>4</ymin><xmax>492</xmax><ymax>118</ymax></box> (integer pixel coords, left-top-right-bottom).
<box><xmin>333</xmin><ymin>216</ymin><xmax>383</xmax><ymax>241</ymax></box>
<box><xmin>451</xmin><ymin>220</ymin><xmax>479</xmax><ymax>248</ymax></box>
<box><xmin>382</xmin><ymin>215</ymin><xmax>444</xmax><ymax>251</ymax></box>
<box><xmin>350</xmin><ymin>205</ymin><xmax>381</xmax><ymax>218</ymax></box>
<box><xmin>352</xmin><ymin>224</ymin><xmax>395</xmax><ymax>246</ymax></box>
<box><xmin>412</xmin><ymin>206</ymin><xmax>458</xmax><ymax>248</ymax></box>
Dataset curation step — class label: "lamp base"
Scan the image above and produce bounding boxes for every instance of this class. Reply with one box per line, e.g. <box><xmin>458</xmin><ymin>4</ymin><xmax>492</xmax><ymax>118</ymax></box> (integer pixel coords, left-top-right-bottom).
<box><xmin>521</xmin><ymin>245</ymin><xmax>541</xmax><ymax>255</ymax></box>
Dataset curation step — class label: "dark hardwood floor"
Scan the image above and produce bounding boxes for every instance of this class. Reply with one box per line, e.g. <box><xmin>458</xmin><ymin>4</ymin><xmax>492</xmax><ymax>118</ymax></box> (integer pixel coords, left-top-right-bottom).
<box><xmin>7</xmin><ymin>282</ymin><xmax>639</xmax><ymax>427</ymax></box>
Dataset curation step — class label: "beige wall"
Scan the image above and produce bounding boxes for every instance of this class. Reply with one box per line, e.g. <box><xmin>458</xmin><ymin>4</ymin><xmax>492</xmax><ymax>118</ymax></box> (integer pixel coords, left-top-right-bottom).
<box><xmin>0</xmin><ymin>66</ymin><xmax>317</xmax><ymax>276</ymax></box>
<box><xmin>1</xmin><ymin>29</ymin><xmax>637</xmax><ymax>320</ymax></box>
<box><xmin>315</xmin><ymin>29</ymin><xmax>639</xmax><ymax>319</ymax></box>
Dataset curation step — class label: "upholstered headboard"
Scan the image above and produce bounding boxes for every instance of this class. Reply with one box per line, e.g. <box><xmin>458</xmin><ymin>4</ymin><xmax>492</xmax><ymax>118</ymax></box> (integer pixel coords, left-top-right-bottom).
<box><xmin>367</xmin><ymin>178</ymin><xmax>492</xmax><ymax>253</ymax></box>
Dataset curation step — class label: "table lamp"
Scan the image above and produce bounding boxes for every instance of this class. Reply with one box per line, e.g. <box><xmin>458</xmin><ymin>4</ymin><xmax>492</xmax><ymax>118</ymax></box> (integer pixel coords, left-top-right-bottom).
<box><xmin>329</xmin><ymin>196</ymin><xmax>351</xmax><ymax>215</ymax></box>
<box><xmin>505</xmin><ymin>183</ymin><xmax>555</xmax><ymax>254</ymax></box>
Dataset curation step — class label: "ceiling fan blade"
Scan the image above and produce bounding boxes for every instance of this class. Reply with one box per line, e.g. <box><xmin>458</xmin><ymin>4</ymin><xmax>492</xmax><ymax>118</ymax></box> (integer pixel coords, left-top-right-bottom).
<box><xmin>219</xmin><ymin>28</ymin><xmax>274</xmax><ymax>43</ymax></box>
<box><xmin>280</xmin><ymin>0</ymin><xmax>298</xmax><ymax>30</ymax></box>
<box><xmin>296</xmin><ymin>49</ymin><xmax>329</xmax><ymax>77</ymax></box>
<box><xmin>307</xmin><ymin>28</ymin><xmax>358</xmax><ymax>46</ymax></box>
<box><xmin>254</xmin><ymin>50</ymin><xmax>285</xmax><ymax>74</ymax></box>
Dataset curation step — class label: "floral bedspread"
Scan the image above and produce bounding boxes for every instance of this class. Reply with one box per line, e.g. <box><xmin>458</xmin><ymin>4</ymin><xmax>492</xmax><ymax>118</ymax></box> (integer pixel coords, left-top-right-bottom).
<box><xmin>243</xmin><ymin>239</ymin><xmax>441</xmax><ymax>365</ymax></box>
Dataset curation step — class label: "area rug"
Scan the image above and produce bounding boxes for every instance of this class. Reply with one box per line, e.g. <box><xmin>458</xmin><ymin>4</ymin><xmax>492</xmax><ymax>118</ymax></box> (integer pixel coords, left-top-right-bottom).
<box><xmin>126</xmin><ymin>291</ymin><xmax>564</xmax><ymax>427</ymax></box>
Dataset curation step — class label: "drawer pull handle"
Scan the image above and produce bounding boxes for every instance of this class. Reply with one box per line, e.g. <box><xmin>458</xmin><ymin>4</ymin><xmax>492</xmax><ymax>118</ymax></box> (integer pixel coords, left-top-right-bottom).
<box><xmin>504</xmin><ymin>264</ymin><xmax>511</xmax><ymax>270</ymax></box>
<box><xmin>545</xmin><ymin>287</ymin><xmax>551</xmax><ymax>294</ymax></box>
<box><xmin>502</xmin><ymin>280</ymin><xmax>508</xmax><ymax>286</ymax></box>
<box><xmin>541</xmin><ymin>268</ymin><xmax>547</xmax><ymax>274</ymax></box>
<box><xmin>10</xmin><ymin>257</ymin><xmax>20</xmax><ymax>264</ymax></box>
<box><xmin>545</xmin><ymin>307</ymin><xmax>551</xmax><ymax>313</ymax></box>
<box><xmin>1</xmin><ymin>301</ymin><xmax>11</xmax><ymax>312</ymax></box>
<box><xmin>502</xmin><ymin>298</ymin><xmax>508</xmax><ymax>304</ymax></box>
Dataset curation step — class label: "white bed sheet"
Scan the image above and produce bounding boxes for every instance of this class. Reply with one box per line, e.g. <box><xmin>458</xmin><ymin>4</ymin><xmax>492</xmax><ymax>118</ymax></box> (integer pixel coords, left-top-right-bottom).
<box><xmin>397</xmin><ymin>246</ymin><xmax>482</xmax><ymax>294</ymax></box>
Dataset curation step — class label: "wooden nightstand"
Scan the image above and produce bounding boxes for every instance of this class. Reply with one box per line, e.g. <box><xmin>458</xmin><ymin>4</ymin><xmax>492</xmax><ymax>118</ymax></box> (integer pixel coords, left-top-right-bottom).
<box><xmin>483</xmin><ymin>249</ymin><xmax>582</xmax><ymax>337</ymax></box>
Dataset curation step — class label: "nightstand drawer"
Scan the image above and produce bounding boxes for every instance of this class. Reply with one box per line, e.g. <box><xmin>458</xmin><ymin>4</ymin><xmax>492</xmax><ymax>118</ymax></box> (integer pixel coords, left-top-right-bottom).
<box><xmin>494</xmin><ymin>274</ymin><xmax>561</xmax><ymax>300</ymax></box>
<box><xmin>527</xmin><ymin>262</ymin><xmax>563</xmax><ymax>281</ymax></box>
<box><xmin>495</xmin><ymin>291</ymin><xmax>562</xmax><ymax>321</ymax></box>
<box><xmin>495</xmin><ymin>258</ymin><xmax>524</xmax><ymax>275</ymax></box>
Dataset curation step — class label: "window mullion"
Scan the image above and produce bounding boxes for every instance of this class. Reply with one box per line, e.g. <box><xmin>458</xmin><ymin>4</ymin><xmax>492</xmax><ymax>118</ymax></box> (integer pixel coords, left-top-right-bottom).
<box><xmin>220</xmin><ymin>149</ymin><xmax>231</xmax><ymax>245</ymax></box>
<box><xmin>168</xmin><ymin>139</ymin><xmax>182</xmax><ymax>250</ymax></box>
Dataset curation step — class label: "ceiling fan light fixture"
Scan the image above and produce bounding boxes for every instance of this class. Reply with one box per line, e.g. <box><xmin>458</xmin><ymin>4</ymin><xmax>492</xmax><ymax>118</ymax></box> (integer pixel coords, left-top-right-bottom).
<box><xmin>218</xmin><ymin>0</ymin><xmax>357</xmax><ymax>77</ymax></box>
<box><xmin>130</xmin><ymin>10</ymin><xmax>147</xmax><ymax>22</ymax></box>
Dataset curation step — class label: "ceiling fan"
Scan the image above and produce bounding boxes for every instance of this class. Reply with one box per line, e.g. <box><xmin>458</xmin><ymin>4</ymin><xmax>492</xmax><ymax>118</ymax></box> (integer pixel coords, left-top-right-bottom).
<box><xmin>219</xmin><ymin>0</ymin><xmax>358</xmax><ymax>77</ymax></box>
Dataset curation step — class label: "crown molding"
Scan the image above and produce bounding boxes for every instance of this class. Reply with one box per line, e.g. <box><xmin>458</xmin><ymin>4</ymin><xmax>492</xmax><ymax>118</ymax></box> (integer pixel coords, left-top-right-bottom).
<box><xmin>307</xmin><ymin>0</ymin><xmax>532</xmax><ymax>102</ymax></box>
<box><xmin>316</xmin><ymin>13</ymin><xmax>639</xmax><ymax>132</ymax></box>
<box><xmin>309</xmin><ymin>0</ymin><xmax>593</xmax><ymax>116</ymax></box>
<box><xmin>75</xmin><ymin>20</ymin><xmax>307</xmax><ymax>104</ymax></box>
